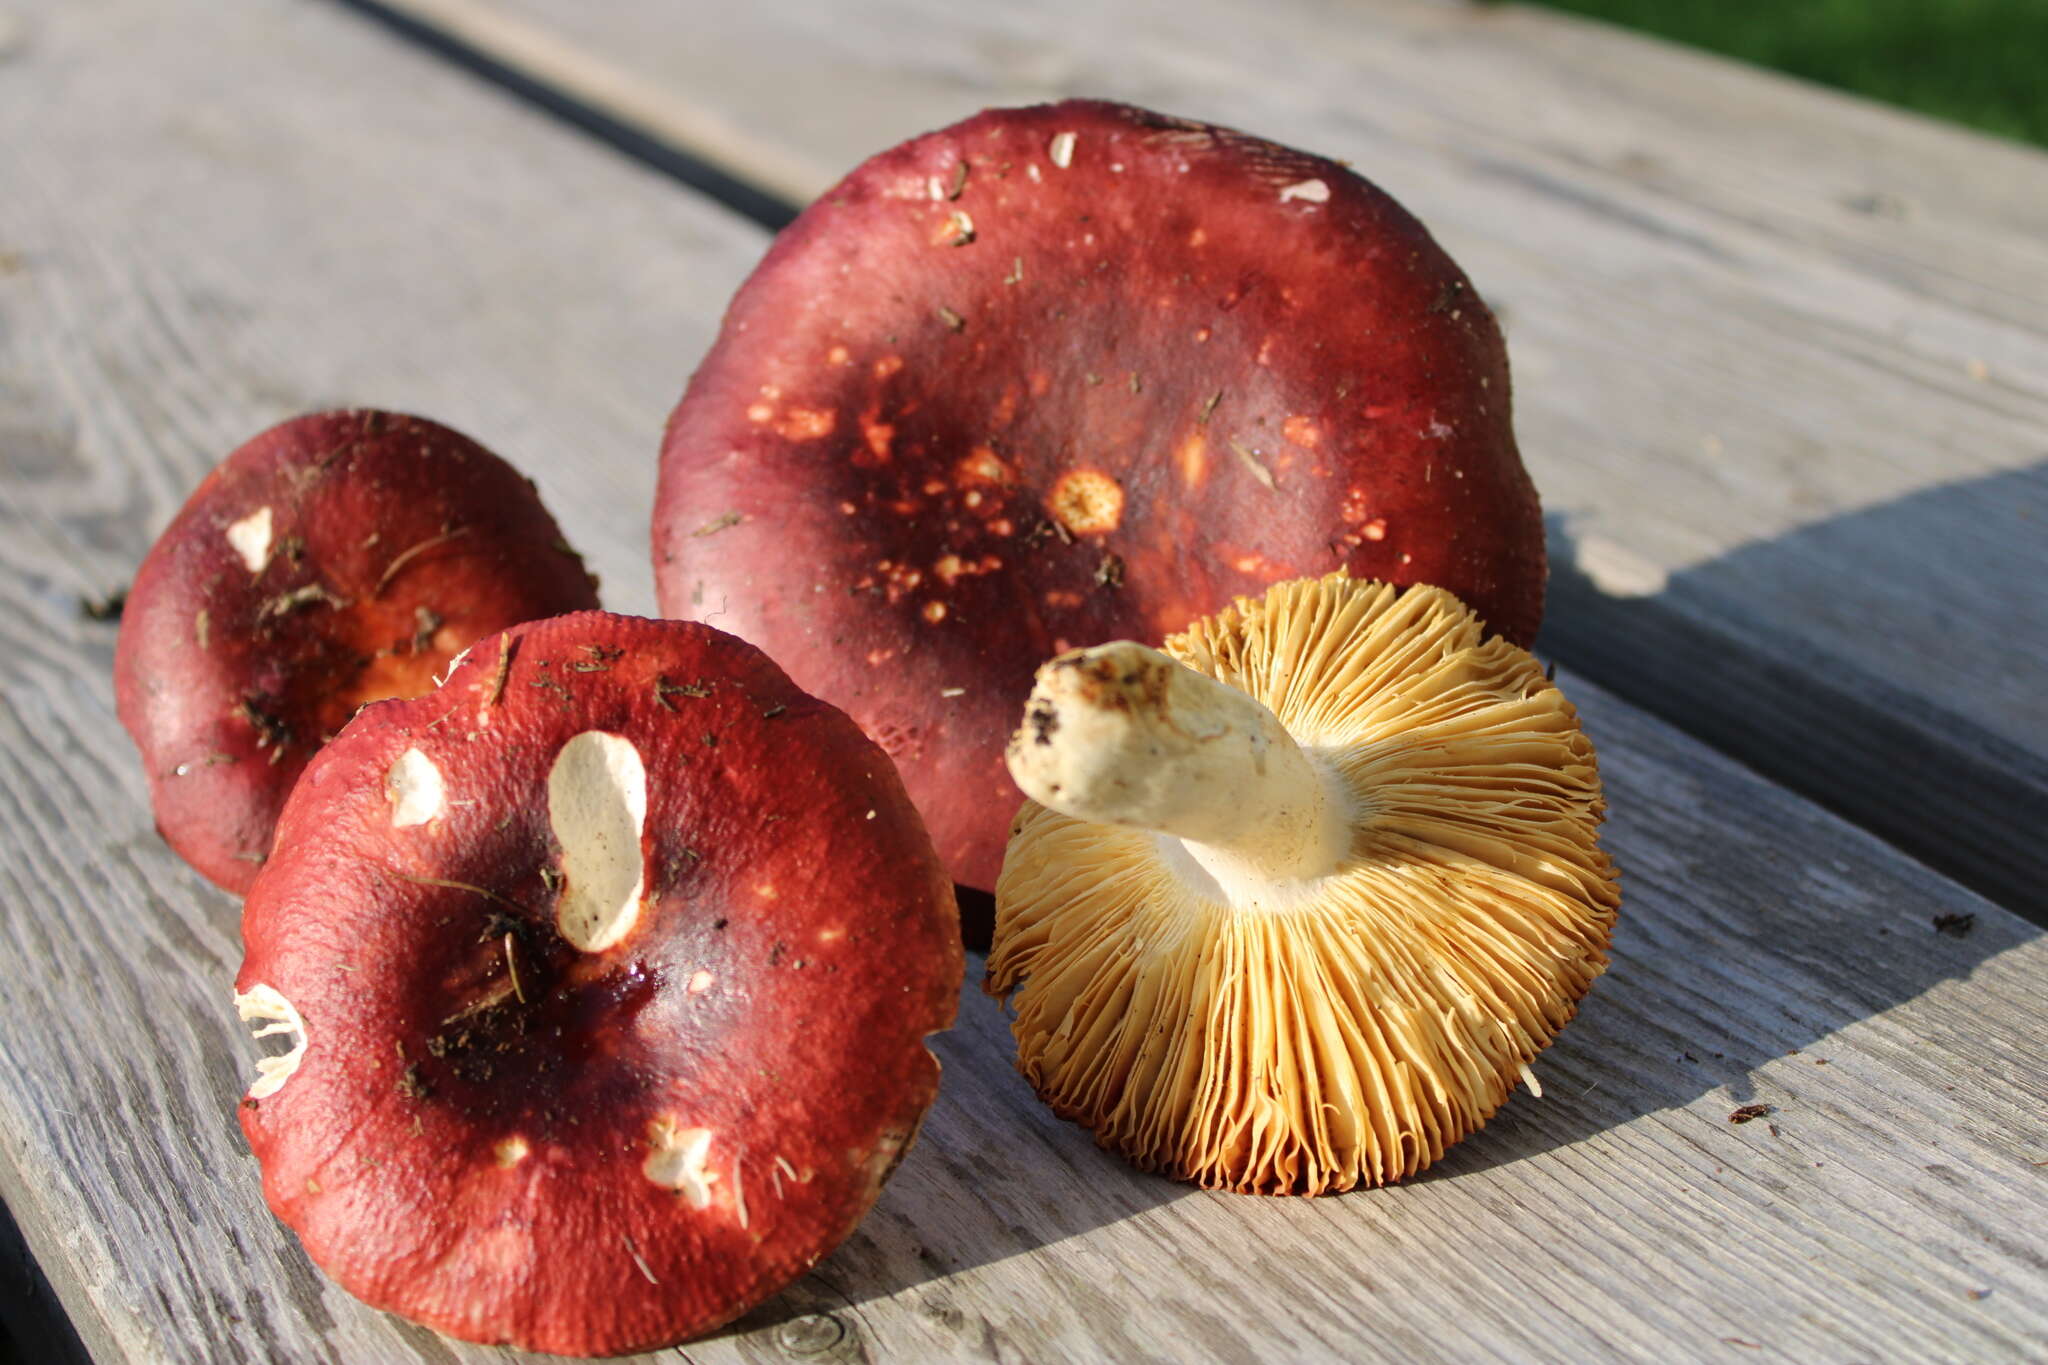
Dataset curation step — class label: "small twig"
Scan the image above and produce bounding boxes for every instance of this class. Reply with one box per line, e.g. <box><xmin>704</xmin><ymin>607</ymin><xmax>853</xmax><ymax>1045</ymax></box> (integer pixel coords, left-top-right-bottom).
<box><xmin>1227</xmin><ymin>438</ymin><xmax>1277</xmax><ymax>491</ymax></box>
<box><xmin>258</xmin><ymin>582</ymin><xmax>350</xmax><ymax>620</ymax></box>
<box><xmin>654</xmin><ymin>677</ymin><xmax>710</xmax><ymax>710</ymax></box>
<box><xmin>622</xmin><ymin>1234</ymin><xmax>659</xmax><ymax>1285</ymax></box>
<box><xmin>691</xmin><ymin>512</ymin><xmax>742</xmax><ymax>539</ymax></box>
<box><xmin>503</xmin><ymin>932</ymin><xmax>526</xmax><ymax>1003</ymax></box>
<box><xmin>383</xmin><ymin>868</ymin><xmax>528</xmax><ymax>915</ymax></box>
<box><xmin>439</xmin><ymin>981</ymin><xmax>516</xmax><ymax>1027</ymax></box>
<box><xmin>374</xmin><ymin>526</ymin><xmax>471</xmax><ymax>597</ymax></box>
<box><xmin>485</xmin><ymin>634</ymin><xmax>513</xmax><ymax>708</ymax></box>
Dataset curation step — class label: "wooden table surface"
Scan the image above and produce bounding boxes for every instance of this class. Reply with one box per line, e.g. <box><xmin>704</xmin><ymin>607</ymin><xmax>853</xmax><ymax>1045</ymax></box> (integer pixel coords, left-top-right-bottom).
<box><xmin>2</xmin><ymin>1</ymin><xmax>2043</xmax><ymax>1361</ymax></box>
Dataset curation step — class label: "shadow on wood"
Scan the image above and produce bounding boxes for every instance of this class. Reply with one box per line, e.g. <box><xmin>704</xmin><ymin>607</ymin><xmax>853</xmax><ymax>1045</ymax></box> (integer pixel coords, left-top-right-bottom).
<box><xmin>1538</xmin><ymin>462</ymin><xmax>2048</xmax><ymax>925</ymax></box>
<box><xmin>0</xmin><ymin>1197</ymin><xmax>91</xmax><ymax>1365</ymax></box>
<box><xmin>700</xmin><ymin>960</ymin><xmax>1188</xmax><ymax>1341</ymax></box>
<box><xmin>1412</xmin><ymin>466</ymin><xmax>2048</xmax><ymax>1182</ymax></box>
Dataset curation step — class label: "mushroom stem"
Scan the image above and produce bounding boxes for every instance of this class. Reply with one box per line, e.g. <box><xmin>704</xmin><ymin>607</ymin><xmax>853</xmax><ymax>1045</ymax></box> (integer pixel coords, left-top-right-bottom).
<box><xmin>1006</xmin><ymin>642</ymin><xmax>1351</xmax><ymax>891</ymax></box>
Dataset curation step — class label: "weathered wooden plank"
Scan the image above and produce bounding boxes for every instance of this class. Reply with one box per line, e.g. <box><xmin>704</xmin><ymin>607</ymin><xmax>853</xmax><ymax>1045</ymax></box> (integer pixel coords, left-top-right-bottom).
<box><xmin>0</xmin><ymin>0</ymin><xmax>758</xmax><ymax>1359</ymax></box>
<box><xmin>351</xmin><ymin>0</ymin><xmax>2048</xmax><ymax>919</ymax></box>
<box><xmin>3</xmin><ymin>1</ymin><xmax>2047</xmax><ymax>1363</ymax></box>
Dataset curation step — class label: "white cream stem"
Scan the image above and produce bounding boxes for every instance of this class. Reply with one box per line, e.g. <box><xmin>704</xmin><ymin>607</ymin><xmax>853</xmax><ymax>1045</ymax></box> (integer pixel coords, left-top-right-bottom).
<box><xmin>1005</xmin><ymin>642</ymin><xmax>1350</xmax><ymax>884</ymax></box>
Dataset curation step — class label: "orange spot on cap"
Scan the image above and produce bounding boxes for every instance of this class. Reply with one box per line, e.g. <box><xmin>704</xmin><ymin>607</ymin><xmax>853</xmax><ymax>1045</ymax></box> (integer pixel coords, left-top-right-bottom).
<box><xmin>955</xmin><ymin>447</ymin><xmax>1014</xmax><ymax>486</ymax></box>
<box><xmin>864</xmin><ymin>420</ymin><xmax>895</xmax><ymax>462</ymax></box>
<box><xmin>777</xmin><ymin>408</ymin><xmax>836</xmax><ymax>441</ymax></box>
<box><xmin>1046</xmin><ymin>469</ymin><xmax>1125</xmax><ymax>537</ymax></box>
<box><xmin>1283</xmin><ymin>415</ymin><xmax>1321</xmax><ymax>450</ymax></box>
<box><xmin>1176</xmin><ymin>432</ymin><xmax>1208</xmax><ymax>489</ymax></box>
<box><xmin>922</xmin><ymin>601</ymin><xmax>948</xmax><ymax>623</ymax></box>
<box><xmin>873</xmin><ymin>356</ymin><xmax>905</xmax><ymax>381</ymax></box>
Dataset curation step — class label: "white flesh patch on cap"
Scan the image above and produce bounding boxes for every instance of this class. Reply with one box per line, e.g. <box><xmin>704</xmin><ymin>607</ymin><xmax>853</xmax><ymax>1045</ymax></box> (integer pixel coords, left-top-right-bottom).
<box><xmin>233</xmin><ymin>984</ymin><xmax>306</xmax><ymax>1099</ymax></box>
<box><xmin>1279</xmin><ymin>178</ymin><xmax>1330</xmax><ymax>204</ymax></box>
<box><xmin>1048</xmin><ymin>131</ymin><xmax>1076</xmax><ymax>168</ymax></box>
<box><xmin>494</xmin><ymin>1136</ymin><xmax>530</xmax><ymax>1168</ymax></box>
<box><xmin>644</xmin><ymin>1118</ymin><xmax>717</xmax><ymax>1208</ymax></box>
<box><xmin>385</xmin><ymin>747</ymin><xmax>444</xmax><ymax>827</ymax></box>
<box><xmin>226</xmin><ymin>506</ymin><xmax>274</xmax><ymax>574</ymax></box>
<box><xmin>548</xmin><ymin>730</ymin><xmax>648</xmax><ymax>952</ymax></box>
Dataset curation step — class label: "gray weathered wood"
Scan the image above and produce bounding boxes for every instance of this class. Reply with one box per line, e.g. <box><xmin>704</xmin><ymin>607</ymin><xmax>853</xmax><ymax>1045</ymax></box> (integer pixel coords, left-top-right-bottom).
<box><xmin>2</xmin><ymin>0</ymin><xmax>2046</xmax><ymax>1361</ymax></box>
<box><xmin>355</xmin><ymin>0</ymin><xmax>2048</xmax><ymax>919</ymax></box>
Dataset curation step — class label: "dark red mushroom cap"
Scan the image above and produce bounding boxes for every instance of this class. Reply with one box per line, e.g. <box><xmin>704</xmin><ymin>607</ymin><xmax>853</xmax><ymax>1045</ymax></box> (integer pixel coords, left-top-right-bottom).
<box><xmin>654</xmin><ymin>99</ymin><xmax>1543</xmax><ymax>892</ymax></box>
<box><xmin>233</xmin><ymin>611</ymin><xmax>961</xmax><ymax>1355</ymax></box>
<box><xmin>115</xmin><ymin>409</ymin><xmax>601</xmax><ymax>892</ymax></box>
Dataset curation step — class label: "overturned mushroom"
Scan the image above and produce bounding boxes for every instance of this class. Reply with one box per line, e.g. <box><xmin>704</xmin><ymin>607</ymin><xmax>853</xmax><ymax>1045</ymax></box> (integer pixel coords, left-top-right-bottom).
<box><xmin>655</xmin><ymin>100</ymin><xmax>1544</xmax><ymax>897</ymax></box>
<box><xmin>988</xmin><ymin>574</ymin><xmax>1617</xmax><ymax>1195</ymax></box>
<box><xmin>115</xmin><ymin>410</ymin><xmax>600</xmax><ymax>892</ymax></box>
<box><xmin>234</xmin><ymin>611</ymin><xmax>961</xmax><ymax>1353</ymax></box>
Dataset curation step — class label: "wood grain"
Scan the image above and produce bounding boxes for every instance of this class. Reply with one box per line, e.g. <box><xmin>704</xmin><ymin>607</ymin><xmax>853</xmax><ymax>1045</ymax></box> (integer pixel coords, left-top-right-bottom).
<box><xmin>2</xmin><ymin>0</ymin><xmax>2046</xmax><ymax>1361</ymax></box>
<box><xmin>353</xmin><ymin>0</ymin><xmax>2048</xmax><ymax>919</ymax></box>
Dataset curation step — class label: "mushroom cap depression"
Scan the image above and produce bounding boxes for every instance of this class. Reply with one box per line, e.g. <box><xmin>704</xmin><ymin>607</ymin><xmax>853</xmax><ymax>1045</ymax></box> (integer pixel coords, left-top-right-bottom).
<box><xmin>988</xmin><ymin>574</ymin><xmax>1616</xmax><ymax>1196</ymax></box>
<box><xmin>116</xmin><ymin>410</ymin><xmax>601</xmax><ymax>892</ymax></box>
<box><xmin>233</xmin><ymin>611</ymin><xmax>961</xmax><ymax>1354</ymax></box>
<box><xmin>654</xmin><ymin>99</ymin><xmax>1543</xmax><ymax>893</ymax></box>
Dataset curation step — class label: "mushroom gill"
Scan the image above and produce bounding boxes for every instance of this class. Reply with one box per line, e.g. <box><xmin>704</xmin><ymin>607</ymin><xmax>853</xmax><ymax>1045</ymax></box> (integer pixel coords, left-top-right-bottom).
<box><xmin>988</xmin><ymin>573</ymin><xmax>1619</xmax><ymax>1195</ymax></box>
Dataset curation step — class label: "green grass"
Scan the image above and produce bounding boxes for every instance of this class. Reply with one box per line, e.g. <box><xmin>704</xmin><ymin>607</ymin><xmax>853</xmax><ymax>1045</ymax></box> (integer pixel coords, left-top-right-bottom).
<box><xmin>1524</xmin><ymin>0</ymin><xmax>2048</xmax><ymax>147</ymax></box>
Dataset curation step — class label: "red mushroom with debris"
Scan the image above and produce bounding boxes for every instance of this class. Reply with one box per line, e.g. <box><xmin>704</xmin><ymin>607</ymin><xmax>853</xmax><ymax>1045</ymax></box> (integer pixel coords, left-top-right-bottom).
<box><xmin>655</xmin><ymin>99</ymin><xmax>1544</xmax><ymax>904</ymax></box>
<box><xmin>115</xmin><ymin>410</ymin><xmax>601</xmax><ymax>892</ymax></box>
<box><xmin>232</xmin><ymin>611</ymin><xmax>960</xmax><ymax>1354</ymax></box>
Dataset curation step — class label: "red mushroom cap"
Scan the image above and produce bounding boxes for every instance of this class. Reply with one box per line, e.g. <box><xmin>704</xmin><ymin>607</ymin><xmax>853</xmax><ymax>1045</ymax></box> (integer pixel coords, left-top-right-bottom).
<box><xmin>654</xmin><ymin>100</ymin><xmax>1543</xmax><ymax>892</ymax></box>
<box><xmin>115</xmin><ymin>409</ymin><xmax>601</xmax><ymax>892</ymax></box>
<box><xmin>233</xmin><ymin>611</ymin><xmax>960</xmax><ymax>1355</ymax></box>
